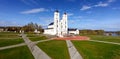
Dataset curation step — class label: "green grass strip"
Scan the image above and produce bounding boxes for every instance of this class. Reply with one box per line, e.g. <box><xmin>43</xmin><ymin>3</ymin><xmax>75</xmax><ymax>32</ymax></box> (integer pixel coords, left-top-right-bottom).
<box><xmin>0</xmin><ymin>46</ymin><xmax>34</xmax><ymax>59</ymax></box>
<box><xmin>37</xmin><ymin>40</ymin><xmax>70</xmax><ymax>59</ymax></box>
<box><xmin>72</xmin><ymin>41</ymin><xmax>120</xmax><ymax>59</ymax></box>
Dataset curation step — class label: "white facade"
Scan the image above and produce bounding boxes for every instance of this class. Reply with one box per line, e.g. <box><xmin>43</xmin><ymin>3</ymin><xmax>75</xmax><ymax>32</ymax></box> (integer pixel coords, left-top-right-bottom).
<box><xmin>34</xmin><ymin>29</ymin><xmax>40</xmax><ymax>33</ymax></box>
<box><xmin>48</xmin><ymin>25</ymin><xmax>54</xmax><ymax>28</ymax></box>
<box><xmin>44</xmin><ymin>10</ymin><xmax>79</xmax><ymax>37</ymax></box>
<box><xmin>44</xmin><ymin>10</ymin><xmax>68</xmax><ymax>37</ymax></box>
<box><xmin>0</xmin><ymin>28</ymin><xmax>4</xmax><ymax>32</ymax></box>
<box><xmin>44</xmin><ymin>29</ymin><xmax>54</xmax><ymax>35</ymax></box>
<box><xmin>68</xmin><ymin>29</ymin><xmax>79</xmax><ymax>35</ymax></box>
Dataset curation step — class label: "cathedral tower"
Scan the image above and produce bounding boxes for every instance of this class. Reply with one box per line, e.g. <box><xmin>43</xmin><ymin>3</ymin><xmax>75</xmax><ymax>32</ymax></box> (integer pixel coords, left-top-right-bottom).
<box><xmin>54</xmin><ymin>10</ymin><xmax>60</xmax><ymax>36</ymax></box>
<box><xmin>53</xmin><ymin>10</ymin><xmax>68</xmax><ymax>37</ymax></box>
<box><xmin>62</xmin><ymin>12</ymin><xmax>68</xmax><ymax>35</ymax></box>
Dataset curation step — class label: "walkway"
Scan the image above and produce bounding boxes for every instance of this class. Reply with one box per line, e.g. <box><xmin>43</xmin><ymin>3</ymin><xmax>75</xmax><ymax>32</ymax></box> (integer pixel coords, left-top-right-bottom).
<box><xmin>89</xmin><ymin>40</ymin><xmax>120</xmax><ymax>45</ymax></box>
<box><xmin>35</xmin><ymin>39</ymin><xmax>54</xmax><ymax>44</ymax></box>
<box><xmin>66</xmin><ymin>40</ymin><xmax>83</xmax><ymax>59</ymax></box>
<box><xmin>0</xmin><ymin>39</ymin><xmax>53</xmax><ymax>50</ymax></box>
<box><xmin>0</xmin><ymin>43</ymin><xmax>26</xmax><ymax>50</ymax></box>
<box><xmin>21</xmin><ymin>34</ymin><xmax>51</xmax><ymax>59</ymax></box>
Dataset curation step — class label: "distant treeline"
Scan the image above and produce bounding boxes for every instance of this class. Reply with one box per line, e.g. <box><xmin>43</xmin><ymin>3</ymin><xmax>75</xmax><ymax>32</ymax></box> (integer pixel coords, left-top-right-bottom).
<box><xmin>22</xmin><ymin>22</ymin><xmax>43</xmax><ymax>32</ymax></box>
<box><xmin>0</xmin><ymin>26</ymin><xmax>22</xmax><ymax>32</ymax></box>
<box><xmin>79</xmin><ymin>30</ymin><xmax>104</xmax><ymax>35</ymax></box>
<box><xmin>116</xmin><ymin>31</ymin><xmax>120</xmax><ymax>35</ymax></box>
<box><xmin>79</xmin><ymin>30</ymin><xmax>120</xmax><ymax>35</ymax></box>
<box><xmin>1</xmin><ymin>22</ymin><xmax>120</xmax><ymax>35</ymax></box>
<box><xmin>0</xmin><ymin>22</ymin><xmax>44</xmax><ymax>33</ymax></box>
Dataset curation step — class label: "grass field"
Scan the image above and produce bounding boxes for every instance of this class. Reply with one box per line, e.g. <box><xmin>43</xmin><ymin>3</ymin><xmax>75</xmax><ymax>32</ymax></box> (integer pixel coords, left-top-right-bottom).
<box><xmin>0</xmin><ymin>46</ymin><xmax>34</xmax><ymax>59</ymax></box>
<box><xmin>0</xmin><ymin>32</ymin><xmax>19</xmax><ymax>38</ymax></box>
<box><xmin>81</xmin><ymin>35</ymin><xmax>120</xmax><ymax>43</ymax></box>
<box><xmin>72</xmin><ymin>41</ymin><xmax>120</xmax><ymax>59</ymax></box>
<box><xmin>0</xmin><ymin>32</ymin><xmax>24</xmax><ymax>47</ymax></box>
<box><xmin>0</xmin><ymin>32</ymin><xmax>19</xmax><ymax>34</ymax></box>
<box><xmin>1</xmin><ymin>32</ymin><xmax>120</xmax><ymax>59</ymax></box>
<box><xmin>27</xmin><ymin>34</ymin><xmax>47</xmax><ymax>41</ymax></box>
<box><xmin>37</xmin><ymin>40</ymin><xmax>70</xmax><ymax>59</ymax></box>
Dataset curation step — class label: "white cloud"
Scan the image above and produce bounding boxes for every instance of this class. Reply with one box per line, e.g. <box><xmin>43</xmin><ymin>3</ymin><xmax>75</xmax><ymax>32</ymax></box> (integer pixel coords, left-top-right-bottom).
<box><xmin>73</xmin><ymin>16</ymin><xmax>83</xmax><ymax>19</ymax></box>
<box><xmin>29</xmin><ymin>0</ymin><xmax>38</xmax><ymax>5</ymax></box>
<box><xmin>80</xmin><ymin>0</ymin><xmax>116</xmax><ymax>11</ymax></box>
<box><xmin>21</xmin><ymin>0</ymin><xmax>38</xmax><ymax>6</ymax></box>
<box><xmin>95</xmin><ymin>0</ymin><xmax>115</xmax><ymax>7</ymax></box>
<box><xmin>0</xmin><ymin>20</ymin><xmax>20</xmax><ymax>26</ymax></box>
<box><xmin>68</xmin><ymin>20</ymin><xmax>76</xmax><ymax>24</ymax></box>
<box><xmin>67</xmin><ymin>13</ymin><xmax>74</xmax><ymax>16</ymax></box>
<box><xmin>21</xmin><ymin>0</ymin><xmax>31</xmax><ymax>6</ymax></box>
<box><xmin>95</xmin><ymin>2</ymin><xmax>109</xmax><ymax>7</ymax></box>
<box><xmin>20</xmin><ymin>8</ymin><xmax>48</xmax><ymax>14</ymax></box>
<box><xmin>80</xmin><ymin>5</ymin><xmax>92</xmax><ymax>11</ymax></box>
<box><xmin>108</xmin><ymin>0</ymin><xmax>115</xmax><ymax>3</ymax></box>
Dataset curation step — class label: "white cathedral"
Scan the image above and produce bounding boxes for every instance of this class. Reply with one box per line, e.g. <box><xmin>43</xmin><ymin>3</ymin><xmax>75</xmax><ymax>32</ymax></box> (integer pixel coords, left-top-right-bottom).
<box><xmin>44</xmin><ymin>10</ymin><xmax>79</xmax><ymax>37</ymax></box>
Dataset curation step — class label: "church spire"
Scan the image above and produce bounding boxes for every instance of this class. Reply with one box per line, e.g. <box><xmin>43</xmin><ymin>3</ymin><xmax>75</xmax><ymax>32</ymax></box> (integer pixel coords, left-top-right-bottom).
<box><xmin>64</xmin><ymin>12</ymin><xmax>67</xmax><ymax>15</ymax></box>
<box><xmin>55</xmin><ymin>10</ymin><xmax>59</xmax><ymax>12</ymax></box>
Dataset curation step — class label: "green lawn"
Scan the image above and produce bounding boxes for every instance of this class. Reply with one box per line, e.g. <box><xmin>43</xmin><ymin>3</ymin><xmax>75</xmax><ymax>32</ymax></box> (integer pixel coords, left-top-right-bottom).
<box><xmin>27</xmin><ymin>34</ymin><xmax>38</xmax><ymax>37</ymax></box>
<box><xmin>0</xmin><ymin>46</ymin><xmax>34</xmax><ymax>59</ymax></box>
<box><xmin>0</xmin><ymin>32</ymin><xmax>24</xmax><ymax>47</ymax></box>
<box><xmin>0</xmin><ymin>38</ymin><xmax>24</xmax><ymax>47</ymax></box>
<box><xmin>37</xmin><ymin>40</ymin><xmax>70</xmax><ymax>59</ymax></box>
<box><xmin>82</xmin><ymin>35</ymin><xmax>120</xmax><ymax>43</ymax></box>
<box><xmin>72</xmin><ymin>41</ymin><xmax>120</xmax><ymax>59</ymax></box>
<box><xmin>0</xmin><ymin>32</ymin><xmax>19</xmax><ymax>38</ymax></box>
<box><xmin>1</xmin><ymin>32</ymin><xmax>120</xmax><ymax>59</ymax></box>
<box><xmin>27</xmin><ymin>34</ymin><xmax>47</xmax><ymax>41</ymax></box>
<box><xmin>0</xmin><ymin>32</ymin><xmax>19</xmax><ymax>34</ymax></box>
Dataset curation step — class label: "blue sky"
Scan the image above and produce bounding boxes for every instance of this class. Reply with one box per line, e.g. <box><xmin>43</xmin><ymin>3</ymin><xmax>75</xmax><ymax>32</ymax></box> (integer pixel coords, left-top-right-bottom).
<box><xmin>0</xmin><ymin>0</ymin><xmax>120</xmax><ymax>31</ymax></box>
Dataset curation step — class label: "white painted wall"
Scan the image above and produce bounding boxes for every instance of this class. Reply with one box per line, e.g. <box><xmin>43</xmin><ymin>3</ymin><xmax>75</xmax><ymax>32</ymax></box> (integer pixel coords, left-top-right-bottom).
<box><xmin>44</xmin><ymin>29</ymin><xmax>55</xmax><ymax>35</ymax></box>
<box><xmin>76</xmin><ymin>29</ymin><xmax>79</xmax><ymax>34</ymax></box>
<box><xmin>48</xmin><ymin>25</ymin><xmax>54</xmax><ymax>28</ymax></box>
<box><xmin>54</xmin><ymin>11</ymin><xmax>60</xmax><ymax>36</ymax></box>
<box><xmin>0</xmin><ymin>29</ymin><xmax>4</xmax><ymax>32</ymax></box>
<box><xmin>62</xmin><ymin>13</ymin><xmax>68</xmax><ymax>35</ymax></box>
<box><xmin>44</xmin><ymin>11</ymin><xmax>68</xmax><ymax>37</ymax></box>
<box><xmin>68</xmin><ymin>30</ymin><xmax>79</xmax><ymax>35</ymax></box>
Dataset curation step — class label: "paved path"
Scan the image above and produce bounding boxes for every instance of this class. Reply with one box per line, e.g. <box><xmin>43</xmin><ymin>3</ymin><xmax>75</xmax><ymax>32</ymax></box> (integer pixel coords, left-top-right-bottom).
<box><xmin>22</xmin><ymin>34</ymin><xmax>51</xmax><ymax>59</ymax></box>
<box><xmin>66</xmin><ymin>40</ymin><xmax>83</xmax><ymax>59</ymax></box>
<box><xmin>0</xmin><ymin>43</ymin><xmax>26</xmax><ymax>50</ymax></box>
<box><xmin>0</xmin><ymin>39</ymin><xmax>53</xmax><ymax>50</ymax></box>
<box><xmin>89</xmin><ymin>40</ymin><xmax>120</xmax><ymax>45</ymax></box>
<box><xmin>35</xmin><ymin>39</ymin><xmax>54</xmax><ymax>44</ymax></box>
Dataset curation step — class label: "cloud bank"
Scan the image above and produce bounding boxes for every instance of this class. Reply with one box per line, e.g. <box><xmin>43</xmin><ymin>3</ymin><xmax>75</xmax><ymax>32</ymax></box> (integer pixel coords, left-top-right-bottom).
<box><xmin>20</xmin><ymin>8</ymin><xmax>48</xmax><ymax>14</ymax></box>
<box><xmin>80</xmin><ymin>0</ymin><xmax>115</xmax><ymax>11</ymax></box>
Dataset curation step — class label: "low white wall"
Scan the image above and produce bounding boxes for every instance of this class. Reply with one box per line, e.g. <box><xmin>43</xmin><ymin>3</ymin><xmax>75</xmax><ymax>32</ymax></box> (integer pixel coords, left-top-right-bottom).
<box><xmin>44</xmin><ymin>29</ymin><xmax>55</xmax><ymax>35</ymax></box>
<box><xmin>48</xmin><ymin>25</ymin><xmax>54</xmax><ymax>28</ymax></box>
<box><xmin>68</xmin><ymin>30</ymin><xmax>79</xmax><ymax>35</ymax></box>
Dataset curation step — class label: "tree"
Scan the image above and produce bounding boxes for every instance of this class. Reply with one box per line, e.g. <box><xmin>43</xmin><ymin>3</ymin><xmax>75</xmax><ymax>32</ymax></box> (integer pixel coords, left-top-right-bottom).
<box><xmin>22</xmin><ymin>22</ymin><xmax>43</xmax><ymax>33</ymax></box>
<box><xmin>116</xmin><ymin>31</ymin><xmax>120</xmax><ymax>35</ymax></box>
<box><xmin>79</xmin><ymin>29</ymin><xmax>104</xmax><ymax>35</ymax></box>
<box><xmin>7</xmin><ymin>26</ymin><xmax>22</xmax><ymax>32</ymax></box>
